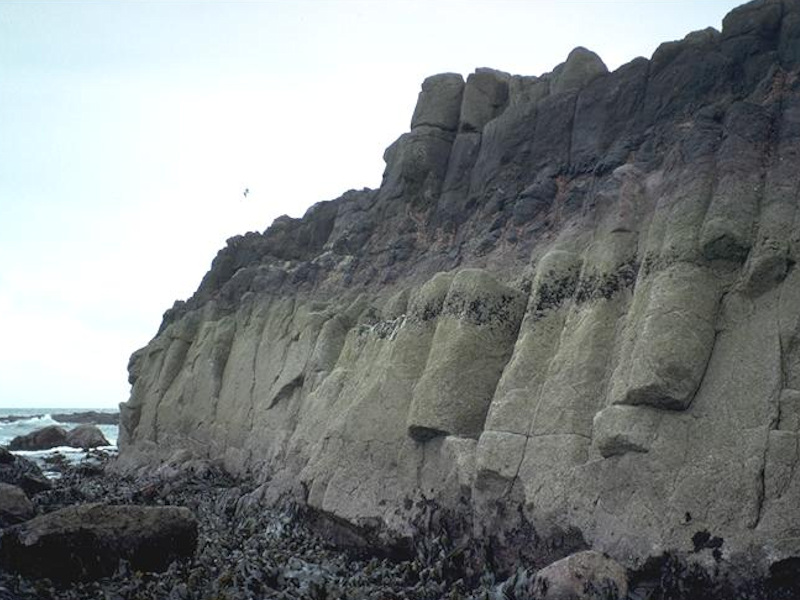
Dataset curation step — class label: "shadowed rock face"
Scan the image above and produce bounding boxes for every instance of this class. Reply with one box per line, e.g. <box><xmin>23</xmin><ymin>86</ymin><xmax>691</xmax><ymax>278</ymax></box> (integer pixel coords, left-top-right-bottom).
<box><xmin>119</xmin><ymin>0</ymin><xmax>800</xmax><ymax>577</ymax></box>
<box><xmin>0</xmin><ymin>504</ymin><xmax>198</xmax><ymax>581</ymax></box>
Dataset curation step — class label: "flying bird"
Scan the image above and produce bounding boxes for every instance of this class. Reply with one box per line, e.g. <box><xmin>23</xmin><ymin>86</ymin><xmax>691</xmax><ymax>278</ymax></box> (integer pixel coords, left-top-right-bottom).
<box><xmin>243</xmin><ymin>188</ymin><xmax>250</xmax><ymax>198</ymax></box>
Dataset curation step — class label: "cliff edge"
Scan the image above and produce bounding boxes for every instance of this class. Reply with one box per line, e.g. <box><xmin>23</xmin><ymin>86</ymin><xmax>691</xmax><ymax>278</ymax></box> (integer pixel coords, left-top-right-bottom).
<box><xmin>119</xmin><ymin>0</ymin><xmax>800</xmax><ymax>580</ymax></box>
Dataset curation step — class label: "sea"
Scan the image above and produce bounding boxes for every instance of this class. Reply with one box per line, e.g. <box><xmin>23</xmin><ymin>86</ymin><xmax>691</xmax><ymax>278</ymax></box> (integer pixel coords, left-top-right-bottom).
<box><xmin>0</xmin><ymin>407</ymin><xmax>119</xmax><ymax>477</ymax></box>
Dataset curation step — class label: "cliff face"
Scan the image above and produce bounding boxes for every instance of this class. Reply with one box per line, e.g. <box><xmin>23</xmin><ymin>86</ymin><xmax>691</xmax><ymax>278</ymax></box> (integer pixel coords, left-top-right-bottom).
<box><xmin>120</xmin><ymin>0</ymin><xmax>800</xmax><ymax>572</ymax></box>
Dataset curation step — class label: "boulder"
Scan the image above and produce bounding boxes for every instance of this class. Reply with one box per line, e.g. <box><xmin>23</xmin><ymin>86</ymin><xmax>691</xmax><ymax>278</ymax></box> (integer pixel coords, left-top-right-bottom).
<box><xmin>410</xmin><ymin>72</ymin><xmax>465</xmax><ymax>132</ymax></box>
<box><xmin>529</xmin><ymin>551</ymin><xmax>628</xmax><ymax>600</ymax></box>
<box><xmin>52</xmin><ymin>411</ymin><xmax>119</xmax><ymax>425</ymax></box>
<box><xmin>459</xmin><ymin>68</ymin><xmax>509</xmax><ymax>132</ymax></box>
<box><xmin>65</xmin><ymin>424</ymin><xmax>110</xmax><ymax>449</ymax></box>
<box><xmin>8</xmin><ymin>425</ymin><xmax>68</xmax><ymax>451</ymax></box>
<box><xmin>0</xmin><ymin>503</ymin><xmax>198</xmax><ymax>581</ymax></box>
<box><xmin>0</xmin><ymin>449</ymin><xmax>50</xmax><ymax>495</ymax></box>
<box><xmin>0</xmin><ymin>483</ymin><xmax>34</xmax><ymax>527</ymax></box>
<box><xmin>550</xmin><ymin>47</ymin><xmax>608</xmax><ymax>95</ymax></box>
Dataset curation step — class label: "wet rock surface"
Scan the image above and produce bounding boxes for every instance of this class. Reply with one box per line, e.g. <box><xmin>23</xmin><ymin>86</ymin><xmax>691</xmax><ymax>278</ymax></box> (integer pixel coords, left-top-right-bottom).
<box><xmin>1</xmin><ymin>455</ymin><xmax>799</xmax><ymax>599</ymax></box>
<box><xmin>9</xmin><ymin>426</ymin><xmax>69</xmax><ymax>451</ymax></box>
<box><xmin>0</xmin><ymin>503</ymin><xmax>198</xmax><ymax>582</ymax></box>
<box><xmin>7</xmin><ymin>424</ymin><xmax>111</xmax><ymax>453</ymax></box>
<box><xmin>0</xmin><ymin>448</ymin><xmax>51</xmax><ymax>495</ymax></box>
<box><xmin>0</xmin><ymin>412</ymin><xmax>119</xmax><ymax>426</ymax></box>
<box><xmin>0</xmin><ymin>483</ymin><xmax>34</xmax><ymax>527</ymax></box>
<box><xmin>64</xmin><ymin>424</ymin><xmax>110</xmax><ymax>450</ymax></box>
<box><xmin>52</xmin><ymin>412</ymin><xmax>119</xmax><ymax>426</ymax></box>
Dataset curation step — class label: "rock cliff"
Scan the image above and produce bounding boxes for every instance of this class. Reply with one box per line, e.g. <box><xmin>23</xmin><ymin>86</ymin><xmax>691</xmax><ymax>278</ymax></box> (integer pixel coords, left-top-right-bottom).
<box><xmin>119</xmin><ymin>0</ymin><xmax>800</xmax><ymax>579</ymax></box>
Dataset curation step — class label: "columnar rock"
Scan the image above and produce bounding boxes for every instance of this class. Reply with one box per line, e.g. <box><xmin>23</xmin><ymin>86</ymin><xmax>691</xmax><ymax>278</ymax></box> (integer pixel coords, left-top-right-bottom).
<box><xmin>408</xmin><ymin>269</ymin><xmax>526</xmax><ymax>440</ymax></box>
<box><xmin>550</xmin><ymin>46</ymin><xmax>608</xmax><ymax>95</ymax></box>
<box><xmin>117</xmin><ymin>0</ymin><xmax>800</xmax><ymax>582</ymax></box>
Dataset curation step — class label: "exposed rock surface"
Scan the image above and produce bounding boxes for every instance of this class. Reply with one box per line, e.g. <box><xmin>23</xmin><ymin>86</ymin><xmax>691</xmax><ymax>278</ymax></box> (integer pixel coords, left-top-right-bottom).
<box><xmin>8</xmin><ymin>424</ymin><xmax>110</xmax><ymax>452</ymax></box>
<box><xmin>529</xmin><ymin>551</ymin><xmax>628</xmax><ymax>600</ymax></box>
<box><xmin>52</xmin><ymin>411</ymin><xmax>119</xmax><ymax>426</ymax></box>
<box><xmin>0</xmin><ymin>503</ymin><xmax>198</xmax><ymax>581</ymax></box>
<box><xmin>0</xmin><ymin>449</ymin><xmax>51</xmax><ymax>496</ymax></box>
<box><xmin>0</xmin><ymin>483</ymin><xmax>34</xmax><ymax>527</ymax></box>
<box><xmin>65</xmin><ymin>424</ymin><xmax>110</xmax><ymax>449</ymax></box>
<box><xmin>118</xmin><ymin>0</ymin><xmax>800</xmax><ymax>585</ymax></box>
<box><xmin>8</xmin><ymin>426</ymin><xmax>68</xmax><ymax>451</ymax></box>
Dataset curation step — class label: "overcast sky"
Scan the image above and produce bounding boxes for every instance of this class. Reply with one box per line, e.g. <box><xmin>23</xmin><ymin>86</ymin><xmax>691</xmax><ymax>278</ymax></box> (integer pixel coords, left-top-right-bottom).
<box><xmin>0</xmin><ymin>0</ymin><xmax>745</xmax><ymax>409</ymax></box>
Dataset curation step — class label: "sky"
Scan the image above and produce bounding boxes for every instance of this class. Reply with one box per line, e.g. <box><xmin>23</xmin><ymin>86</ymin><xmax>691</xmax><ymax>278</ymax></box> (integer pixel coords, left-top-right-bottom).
<box><xmin>0</xmin><ymin>0</ymin><xmax>746</xmax><ymax>409</ymax></box>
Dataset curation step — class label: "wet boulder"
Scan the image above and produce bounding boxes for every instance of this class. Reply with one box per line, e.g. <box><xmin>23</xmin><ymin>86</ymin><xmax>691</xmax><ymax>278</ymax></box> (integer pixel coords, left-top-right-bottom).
<box><xmin>0</xmin><ymin>483</ymin><xmax>34</xmax><ymax>527</ymax></box>
<box><xmin>0</xmin><ymin>503</ymin><xmax>198</xmax><ymax>581</ymax></box>
<box><xmin>0</xmin><ymin>449</ymin><xmax>50</xmax><ymax>496</ymax></box>
<box><xmin>65</xmin><ymin>424</ymin><xmax>110</xmax><ymax>449</ymax></box>
<box><xmin>8</xmin><ymin>425</ymin><xmax>68</xmax><ymax>451</ymax></box>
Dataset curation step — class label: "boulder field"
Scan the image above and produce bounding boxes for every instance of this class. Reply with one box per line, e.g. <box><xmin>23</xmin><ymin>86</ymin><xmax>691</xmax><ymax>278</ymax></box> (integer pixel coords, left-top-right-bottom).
<box><xmin>117</xmin><ymin>0</ymin><xmax>800</xmax><ymax>583</ymax></box>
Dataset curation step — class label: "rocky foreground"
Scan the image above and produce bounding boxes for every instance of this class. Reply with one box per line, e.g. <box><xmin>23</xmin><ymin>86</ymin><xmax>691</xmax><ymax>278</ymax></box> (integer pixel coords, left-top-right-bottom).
<box><xmin>0</xmin><ymin>450</ymin><xmax>800</xmax><ymax>599</ymax></box>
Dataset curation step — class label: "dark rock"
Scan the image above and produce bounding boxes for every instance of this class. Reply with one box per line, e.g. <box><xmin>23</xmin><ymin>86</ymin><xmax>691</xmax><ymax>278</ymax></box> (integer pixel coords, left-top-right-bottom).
<box><xmin>721</xmin><ymin>0</ymin><xmax>783</xmax><ymax>40</ymax></box>
<box><xmin>780</xmin><ymin>5</ymin><xmax>800</xmax><ymax>65</ymax></box>
<box><xmin>0</xmin><ymin>414</ymin><xmax>44</xmax><ymax>424</ymax></box>
<box><xmin>0</xmin><ymin>452</ymin><xmax>50</xmax><ymax>496</ymax></box>
<box><xmin>0</xmin><ymin>483</ymin><xmax>34</xmax><ymax>527</ymax></box>
<box><xmin>646</xmin><ymin>29</ymin><xmax>735</xmax><ymax>121</ymax></box>
<box><xmin>51</xmin><ymin>411</ymin><xmax>119</xmax><ymax>426</ymax></box>
<box><xmin>8</xmin><ymin>426</ymin><xmax>68</xmax><ymax>451</ymax></box>
<box><xmin>0</xmin><ymin>503</ymin><xmax>198</xmax><ymax>581</ymax></box>
<box><xmin>381</xmin><ymin>125</ymin><xmax>455</xmax><ymax>207</ymax></box>
<box><xmin>459</xmin><ymin>68</ymin><xmax>509</xmax><ymax>132</ymax></box>
<box><xmin>411</xmin><ymin>72</ymin><xmax>465</xmax><ymax>132</ymax></box>
<box><xmin>569</xmin><ymin>56</ymin><xmax>649</xmax><ymax>174</ymax></box>
<box><xmin>65</xmin><ymin>424</ymin><xmax>110</xmax><ymax>450</ymax></box>
<box><xmin>550</xmin><ymin>46</ymin><xmax>608</xmax><ymax>95</ymax></box>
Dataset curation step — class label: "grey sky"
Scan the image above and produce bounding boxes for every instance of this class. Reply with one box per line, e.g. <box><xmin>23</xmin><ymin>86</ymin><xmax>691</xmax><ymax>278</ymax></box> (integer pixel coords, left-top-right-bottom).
<box><xmin>0</xmin><ymin>0</ymin><xmax>745</xmax><ymax>408</ymax></box>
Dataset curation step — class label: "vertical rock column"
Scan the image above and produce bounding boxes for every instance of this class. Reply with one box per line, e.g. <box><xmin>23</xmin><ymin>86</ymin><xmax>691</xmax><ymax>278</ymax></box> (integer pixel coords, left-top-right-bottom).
<box><xmin>597</xmin><ymin>115</ymin><xmax>725</xmax><ymax>456</ymax></box>
<box><xmin>475</xmin><ymin>249</ymin><xmax>582</xmax><ymax>484</ymax></box>
<box><xmin>407</xmin><ymin>269</ymin><xmax>526</xmax><ymax>441</ymax></box>
<box><xmin>380</xmin><ymin>74</ymin><xmax>464</xmax><ymax>207</ymax></box>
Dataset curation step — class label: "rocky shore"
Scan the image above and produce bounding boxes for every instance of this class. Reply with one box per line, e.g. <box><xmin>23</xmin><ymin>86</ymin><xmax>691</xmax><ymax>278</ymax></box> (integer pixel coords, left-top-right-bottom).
<box><xmin>0</xmin><ymin>412</ymin><xmax>119</xmax><ymax>426</ymax></box>
<box><xmin>0</xmin><ymin>450</ymin><xmax>799</xmax><ymax>599</ymax></box>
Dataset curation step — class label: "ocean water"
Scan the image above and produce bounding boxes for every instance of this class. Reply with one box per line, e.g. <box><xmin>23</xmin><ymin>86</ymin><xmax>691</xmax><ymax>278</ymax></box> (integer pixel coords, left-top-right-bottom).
<box><xmin>0</xmin><ymin>408</ymin><xmax>119</xmax><ymax>476</ymax></box>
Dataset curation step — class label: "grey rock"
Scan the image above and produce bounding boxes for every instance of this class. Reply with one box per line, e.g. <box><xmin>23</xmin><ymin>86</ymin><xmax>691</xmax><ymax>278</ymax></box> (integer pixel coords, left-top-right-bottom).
<box><xmin>52</xmin><ymin>411</ymin><xmax>119</xmax><ymax>425</ymax></box>
<box><xmin>459</xmin><ymin>68</ymin><xmax>509</xmax><ymax>132</ymax></box>
<box><xmin>381</xmin><ymin>125</ymin><xmax>455</xmax><ymax>207</ymax></box>
<box><xmin>0</xmin><ymin>483</ymin><xmax>34</xmax><ymax>527</ymax></box>
<box><xmin>411</xmin><ymin>73</ymin><xmax>465</xmax><ymax>132</ymax></box>
<box><xmin>8</xmin><ymin>425</ymin><xmax>68</xmax><ymax>451</ymax></box>
<box><xmin>529</xmin><ymin>551</ymin><xmax>628</xmax><ymax>600</ymax></box>
<box><xmin>0</xmin><ymin>451</ymin><xmax>50</xmax><ymax>496</ymax></box>
<box><xmin>550</xmin><ymin>47</ymin><xmax>608</xmax><ymax>95</ymax></box>
<box><xmin>65</xmin><ymin>424</ymin><xmax>110</xmax><ymax>449</ymax></box>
